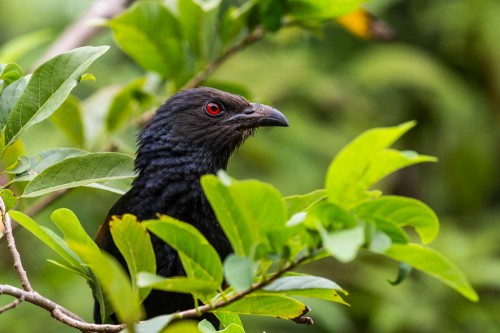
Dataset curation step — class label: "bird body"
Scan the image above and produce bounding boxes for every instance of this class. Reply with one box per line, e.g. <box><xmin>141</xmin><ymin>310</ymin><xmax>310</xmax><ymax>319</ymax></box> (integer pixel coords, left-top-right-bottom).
<box><xmin>94</xmin><ymin>87</ymin><xmax>288</xmax><ymax>323</ymax></box>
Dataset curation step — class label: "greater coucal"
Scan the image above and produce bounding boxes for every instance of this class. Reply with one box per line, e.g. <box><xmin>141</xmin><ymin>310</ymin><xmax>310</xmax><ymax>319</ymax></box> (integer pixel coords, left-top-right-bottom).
<box><xmin>94</xmin><ymin>87</ymin><xmax>288</xmax><ymax>324</ymax></box>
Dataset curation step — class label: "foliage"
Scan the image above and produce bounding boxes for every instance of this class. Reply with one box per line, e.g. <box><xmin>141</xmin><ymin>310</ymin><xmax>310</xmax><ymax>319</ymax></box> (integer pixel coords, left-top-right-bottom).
<box><xmin>0</xmin><ymin>0</ymin><xmax>494</xmax><ymax>332</ymax></box>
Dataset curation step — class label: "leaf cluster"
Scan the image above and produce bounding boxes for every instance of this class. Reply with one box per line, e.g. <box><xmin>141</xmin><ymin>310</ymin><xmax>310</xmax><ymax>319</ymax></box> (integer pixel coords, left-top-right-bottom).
<box><xmin>11</xmin><ymin>121</ymin><xmax>478</xmax><ymax>332</ymax></box>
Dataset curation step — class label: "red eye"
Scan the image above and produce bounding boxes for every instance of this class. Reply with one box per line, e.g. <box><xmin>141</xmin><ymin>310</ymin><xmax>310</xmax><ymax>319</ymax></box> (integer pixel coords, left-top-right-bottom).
<box><xmin>206</xmin><ymin>102</ymin><xmax>222</xmax><ymax>115</ymax></box>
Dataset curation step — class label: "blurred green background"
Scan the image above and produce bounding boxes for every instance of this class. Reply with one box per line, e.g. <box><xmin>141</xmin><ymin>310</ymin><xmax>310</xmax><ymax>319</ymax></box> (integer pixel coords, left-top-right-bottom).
<box><xmin>1</xmin><ymin>0</ymin><xmax>499</xmax><ymax>332</ymax></box>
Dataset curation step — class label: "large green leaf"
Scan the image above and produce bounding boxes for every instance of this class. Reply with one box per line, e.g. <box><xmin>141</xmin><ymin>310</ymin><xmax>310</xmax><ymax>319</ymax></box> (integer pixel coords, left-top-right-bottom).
<box><xmin>354</xmin><ymin>196</ymin><xmax>439</xmax><ymax>244</ymax></box>
<box><xmin>217</xmin><ymin>294</ymin><xmax>309</xmax><ymax>319</ymax></box>
<box><xmin>325</xmin><ymin>122</ymin><xmax>436</xmax><ymax>207</ymax></box>
<box><xmin>72</xmin><ymin>243</ymin><xmax>143</xmax><ymax>325</ymax></box>
<box><xmin>0</xmin><ymin>76</ymin><xmax>29</xmax><ymax>131</ymax></box>
<box><xmin>144</xmin><ymin>216</ymin><xmax>223</xmax><ymax>289</ymax></box>
<box><xmin>12</xmin><ymin>148</ymin><xmax>87</xmax><ymax>183</ymax></box>
<box><xmin>201</xmin><ymin>173</ymin><xmax>286</xmax><ymax>257</ymax></box>
<box><xmin>108</xmin><ymin>2</ymin><xmax>183</xmax><ymax>79</ymax></box>
<box><xmin>384</xmin><ymin>243</ymin><xmax>479</xmax><ymax>302</ymax></box>
<box><xmin>262</xmin><ymin>275</ymin><xmax>347</xmax><ymax>305</ymax></box>
<box><xmin>21</xmin><ymin>152</ymin><xmax>135</xmax><ymax>197</ymax></box>
<box><xmin>3</xmin><ymin>46</ymin><xmax>109</xmax><ymax>147</ymax></box>
<box><xmin>10</xmin><ymin>210</ymin><xmax>83</xmax><ymax>272</ymax></box>
<box><xmin>110</xmin><ymin>215</ymin><xmax>156</xmax><ymax>301</ymax></box>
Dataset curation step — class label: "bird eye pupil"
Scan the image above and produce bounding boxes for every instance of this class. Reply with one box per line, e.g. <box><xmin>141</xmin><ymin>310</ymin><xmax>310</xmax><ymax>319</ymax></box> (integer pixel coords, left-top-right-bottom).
<box><xmin>206</xmin><ymin>102</ymin><xmax>221</xmax><ymax>115</ymax></box>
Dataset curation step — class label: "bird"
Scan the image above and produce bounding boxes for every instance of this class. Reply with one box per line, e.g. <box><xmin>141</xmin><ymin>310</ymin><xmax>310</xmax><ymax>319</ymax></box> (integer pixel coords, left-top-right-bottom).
<box><xmin>93</xmin><ymin>87</ymin><xmax>288</xmax><ymax>325</ymax></box>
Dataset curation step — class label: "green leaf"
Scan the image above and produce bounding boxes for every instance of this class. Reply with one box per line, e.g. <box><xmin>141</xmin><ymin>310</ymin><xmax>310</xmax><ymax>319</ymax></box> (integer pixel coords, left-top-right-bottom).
<box><xmin>263</xmin><ymin>275</ymin><xmax>348</xmax><ymax>305</ymax></box>
<box><xmin>145</xmin><ymin>216</ymin><xmax>223</xmax><ymax>289</ymax></box>
<box><xmin>0</xmin><ymin>189</ymin><xmax>17</xmax><ymax>211</ymax></box>
<box><xmin>105</xmin><ymin>78</ymin><xmax>149</xmax><ymax>133</ymax></box>
<box><xmin>121</xmin><ymin>315</ymin><xmax>172</xmax><ymax>333</ymax></box>
<box><xmin>50</xmin><ymin>95</ymin><xmax>85</xmax><ymax>147</ymax></box>
<box><xmin>50</xmin><ymin>208</ymin><xmax>101</xmax><ymax>257</ymax></box>
<box><xmin>12</xmin><ymin>148</ymin><xmax>87</xmax><ymax>183</ymax></box>
<box><xmin>0</xmin><ymin>63</ymin><xmax>23</xmax><ymax>87</ymax></box>
<box><xmin>224</xmin><ymin>254</ymin><xmax>253</xmax><ymax>292</ymax></box>
<box><xmin>285</xmin><ymin>189</ymin><xmax>326</xmax><ymax>217</ymax></box>
<box><xmin>305</xmin><ymin>201</ymin><xmax>357</xmax><ymax>230</ymax></box>
<box><xmin>218</xmin><ymin>4</ymin><xmax>250</xmax><ymax>47</ymax></box>
<box><xmin>354</xmin><ymin>196</ymin><xmax>439</xmax><ymax>244</ymax></box>
<box><xmin>3</xmin><ymin>155</ymin><xmax>30</xmax><ymax>174</ymax></box>
<box><xmin>288</xmin><ymin>0</ymin><xmax>362</xmax><ymax>20</ymax></box>
<box><xmin>108</xmin><ymin>2</ymin><xmax>183</xmax><ymax>79</ymax></box>
<box><xmin>110</xmin><ymin>215</ymin><xmax>156</xmax><ymax>301</ymax></box>
<box><xmin>368</xmin><ymin>231</ymin><xmax>392</xmax><ymax>253</ymax></box>
<box><xmin>46</xmin><ymin>259</ymin><xmax>87</xmax><ymax>277</ymax></box>
<box><xmin>85</xmin><ymin>178</ymin><xmax>133</xmax><ymax>195</ymax></box>
<box><xmin>137</xmin><ymin>272</ymin><xmax>217</xmax><ymax>294</ymax></box>
<box><xmin>218</xmin><ymin>294</ymin><xmax>309</xmax><ymax>319</ymax></box>
<box><xmin>326</xmin><ymin>121</ymin><xmax>436</xmax><ymax>207</ymax></box>
<box><xmin>10</xmin><ymin>210</ymin><xmax>83</xmax><ymax>271</ymax></box>
<box><xmin>384</xmin><ymin>243</ymin><xmax>479</xmax><ymax>302</ymax></box>
<box><xmin>217</xmin><ymin>323</ymin><xmax>245</xmax><ymax>333</ymax></box>
<box><xmin>0</xmin><ymin>76</ymin><xmax>29</xmax><ymax>131</ymax></box>
<box><xmin>3</xmin><ymin>46</ymin><xmax>109</xmax><ymax>147</ymax></box>
<box><xmin>201</xmin><ymin>172</ymin><xmax>286</xmax><ymax>257</ymax></box>
<box><xmin>178</xmin><ymin>0</ymin><xmax>222</xmax><ymax>62</ymax></box>
<box><xmin>215</xmin><ymin>313</ymin><xmax>242</xmax><ymax>328</ymax></box>
<box><xmin>21</xmin><ymin>152</ymin><xmax>135</xmax><ymax>197</ymax></box>
<box><xmin>320</xmin><ymin>224</ymin><xmax>365</xmax><ymax>263</ymax></box>
<box><xmin>72</xmin><ymin>243</ymin><xmax>143</xmax><ymax>324</ymax></box>
<box><xmin>0</xmin><ymin>29</ymin><xmax>52</xmax><ymax>62</ymax></box>
<box><xmin>198</xmin><ymin>319</ymin><xmax>216</xmax><ymax>333</ymax></box>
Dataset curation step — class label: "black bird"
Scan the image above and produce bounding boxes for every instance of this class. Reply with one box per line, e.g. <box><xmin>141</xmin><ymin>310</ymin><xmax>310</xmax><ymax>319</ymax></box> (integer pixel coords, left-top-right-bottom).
<box><xmin>94</xmin><ymin>87</ymin><xmax>288</xmax><ymax>324</ymax></box>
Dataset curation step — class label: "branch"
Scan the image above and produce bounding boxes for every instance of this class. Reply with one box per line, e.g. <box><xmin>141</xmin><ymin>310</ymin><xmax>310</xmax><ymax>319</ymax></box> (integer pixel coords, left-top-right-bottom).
<box><xmin>37</xmin><ymin>0</ymin><xmax>134</xmax><ymax>65</ymax></box>
<box><xmin>176</xmin><ymin>254</ymin><xmax>313</xmax><ymax>324</ymax></box>
<box><xmin>0</xmin><ymin>299</ymin><xmax>20</xmax><ymax>314</ymax></box>
<box><xmin>1</xmin><ymin>198</ymin><xmax>32</xmax><ymax>292</ymax></box>
<box><xmin>0</xmin><ymin>284</ymin><xmax>124</xmax><ymax>333</ymax></box>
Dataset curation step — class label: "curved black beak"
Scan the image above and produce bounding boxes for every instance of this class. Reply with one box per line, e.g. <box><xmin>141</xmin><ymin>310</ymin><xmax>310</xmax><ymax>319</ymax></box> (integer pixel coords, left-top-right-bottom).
<box><xmin>223</xmin><ymin>103</ymin><xmax>289</xmax><ymax>128</ymax></box>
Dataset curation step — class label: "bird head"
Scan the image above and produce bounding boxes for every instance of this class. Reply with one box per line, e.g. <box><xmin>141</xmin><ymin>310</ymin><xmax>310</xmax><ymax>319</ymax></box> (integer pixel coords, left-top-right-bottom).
<box><xmin>136</xmin><ymin>87</ymin><xmax>288</xmax><ymax>172</ymax></box>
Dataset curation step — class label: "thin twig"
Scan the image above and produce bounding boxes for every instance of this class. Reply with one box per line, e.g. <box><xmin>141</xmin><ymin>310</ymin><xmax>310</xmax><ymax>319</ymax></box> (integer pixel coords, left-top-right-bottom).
<box><xmin>0</xmin><ymin>284</ymin><xmax>124</xmax><ymax>332</ymax></box>
<box><xmin>1</xmin><ymin>198</ymin><xmax>32</xmax><ymax>292</ymax></box>
<box><xmin>182</xmin><ymin>27</ymin><xmax>266</xmax><ymax>90</ymax></box>
<box><xmin>0</xmin><ymin>299</ymin><xmax>21</xmax><ymax>314</ymax></box>
<box><xmin>135</xmin><ymin>27</ymin><xmax>267</xmax><ymax>128</ymax></box>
